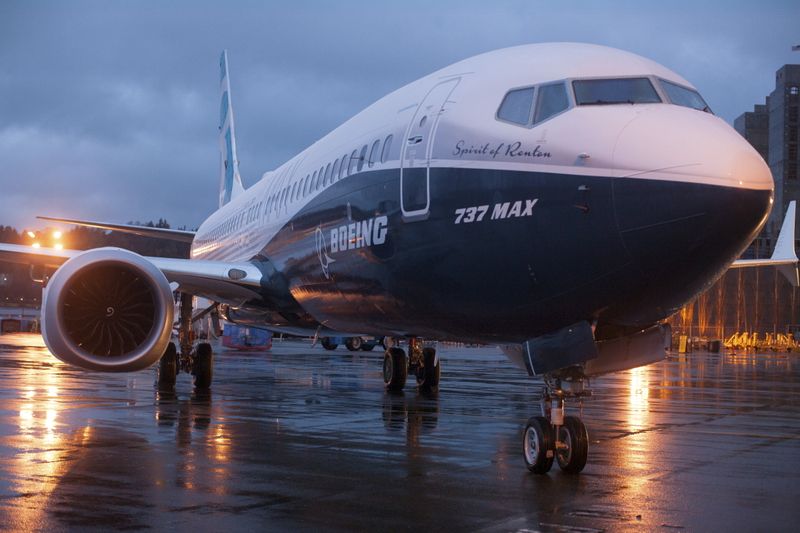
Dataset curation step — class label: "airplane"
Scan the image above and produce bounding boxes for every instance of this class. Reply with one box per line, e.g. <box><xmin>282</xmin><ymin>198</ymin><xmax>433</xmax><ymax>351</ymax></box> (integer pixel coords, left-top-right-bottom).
<box><xmin>0</xmin><ymin>43</ymin><xmax>791</xmax><ymax>475</ymax></box>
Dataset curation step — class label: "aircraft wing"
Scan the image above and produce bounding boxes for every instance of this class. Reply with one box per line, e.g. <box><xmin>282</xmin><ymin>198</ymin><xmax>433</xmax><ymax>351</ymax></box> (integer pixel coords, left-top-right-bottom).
<box><xmin>0</xmin><ymin>243</ymin><xmax>78</xmax><ymax>268</ymax></box>
<box><xmin>37</xmin><ymin>216</ymin><xmax>196</xmax><ymax>243</ymax></box>
<box><xmin>0</xmin><ymin>243</ymin><xmax>263</xmax><ymax>305</ymax></box>
<box><xmin>730</xmin><ymin>201</ymin><xmax>799</xmax><ymax>286</ymax></box>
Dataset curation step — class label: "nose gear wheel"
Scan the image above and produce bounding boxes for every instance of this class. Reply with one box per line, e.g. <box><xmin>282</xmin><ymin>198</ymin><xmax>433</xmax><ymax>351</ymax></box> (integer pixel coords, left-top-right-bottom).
<box><xmin>522</xmin><ymin>368</ymin><xmax>591</xmax><ymax>474</ymax></box>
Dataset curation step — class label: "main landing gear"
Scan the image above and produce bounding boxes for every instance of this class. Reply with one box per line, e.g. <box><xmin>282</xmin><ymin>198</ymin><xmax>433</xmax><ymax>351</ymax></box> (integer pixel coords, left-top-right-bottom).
<box><xmin>523</xmin><ymin>368</ymin><xmax>590</xmax><ymax>474</ymax></box>
<box><xmin>157</xmin><ymin>293</ymin><xmax>215</xmax><ymax>390</ymax></box>
<box><xmin>383</xmin><ymin>337</ymin><xmax>440</xmax><ymax>392</ymax></box>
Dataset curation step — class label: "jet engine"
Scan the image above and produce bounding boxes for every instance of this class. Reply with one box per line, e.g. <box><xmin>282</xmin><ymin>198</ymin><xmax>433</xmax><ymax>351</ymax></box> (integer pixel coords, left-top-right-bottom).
<box><xmin>41</xmin><ymin>248</ymin><xmax>174</xmax><ymax>372</ymax></box>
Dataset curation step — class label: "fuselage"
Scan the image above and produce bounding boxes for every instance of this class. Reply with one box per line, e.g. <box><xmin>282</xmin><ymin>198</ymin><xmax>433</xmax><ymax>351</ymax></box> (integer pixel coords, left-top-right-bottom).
<box><xmin>191</xmin><ymin>43</ymin><xmax>773</xmax><ymax>344</ymax></box>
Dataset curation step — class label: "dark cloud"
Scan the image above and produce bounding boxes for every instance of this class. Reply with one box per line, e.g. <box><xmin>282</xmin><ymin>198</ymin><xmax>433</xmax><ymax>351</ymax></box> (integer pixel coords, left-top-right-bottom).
<box><xmin>1</xmin><ymin>0</ymin><xmax>798</xmax><ymax>231</ymax></box>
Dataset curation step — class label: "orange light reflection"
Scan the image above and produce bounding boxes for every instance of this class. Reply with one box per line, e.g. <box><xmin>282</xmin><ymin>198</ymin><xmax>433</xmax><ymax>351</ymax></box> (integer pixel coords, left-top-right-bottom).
<box><xmin>13</xmin><ymin>366</ymin><xmax>68</xmax><ymax>530</ymax></box>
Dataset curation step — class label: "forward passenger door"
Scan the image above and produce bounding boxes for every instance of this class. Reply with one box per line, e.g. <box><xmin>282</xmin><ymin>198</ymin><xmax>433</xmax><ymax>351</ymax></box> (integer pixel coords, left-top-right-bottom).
<box><xmin>400</xmin><ymin>78</ymin><xmax>460</xmax><ymax>221</ymax></box>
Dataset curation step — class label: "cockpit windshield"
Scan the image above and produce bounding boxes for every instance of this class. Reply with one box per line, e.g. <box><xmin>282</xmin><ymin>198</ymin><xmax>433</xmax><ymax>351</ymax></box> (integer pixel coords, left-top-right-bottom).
<box><xmin>573</xmin><ymin>78</ymin><xmax>661</xmax><ymax>106</ymax></box>
<box><xmin>658</xmin><ymin>78</ymin><xmax>712</xmax><ymax>113</ymax></box>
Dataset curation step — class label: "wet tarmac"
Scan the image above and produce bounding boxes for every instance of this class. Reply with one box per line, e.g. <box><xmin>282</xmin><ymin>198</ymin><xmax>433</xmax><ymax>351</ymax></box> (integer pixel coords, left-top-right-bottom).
<box><xmin>0</xmin><ymin>333</ymin><xmax>798</xmax><ymax>532</ymax></box>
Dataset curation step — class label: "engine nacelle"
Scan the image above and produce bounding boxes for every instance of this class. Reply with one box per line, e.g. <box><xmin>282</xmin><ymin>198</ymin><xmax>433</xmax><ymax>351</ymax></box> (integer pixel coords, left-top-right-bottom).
<box><xmin>41</xmin><ymin>248</ymin><xmax>174</xmax><ymax>372</ymax></box>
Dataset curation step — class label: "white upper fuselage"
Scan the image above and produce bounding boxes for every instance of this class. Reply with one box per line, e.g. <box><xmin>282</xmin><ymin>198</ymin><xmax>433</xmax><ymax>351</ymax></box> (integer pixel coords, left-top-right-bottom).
<box><xmin>190</xmin><ymin>42</ymin><xmax>772</xmax><ymax>262</ymax></box>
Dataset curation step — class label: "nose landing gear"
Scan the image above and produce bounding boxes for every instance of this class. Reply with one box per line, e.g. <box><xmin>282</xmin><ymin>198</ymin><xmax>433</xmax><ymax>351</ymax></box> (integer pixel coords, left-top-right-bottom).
<box><xmin>523</xmin><ymin>369</ymin><xmax>590</xmax><ymax>474</ymax></box>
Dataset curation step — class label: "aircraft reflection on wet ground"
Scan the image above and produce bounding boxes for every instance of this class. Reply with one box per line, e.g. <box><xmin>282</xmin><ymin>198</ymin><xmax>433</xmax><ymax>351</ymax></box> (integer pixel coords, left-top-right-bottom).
<box><xmin>0</xmin><ymin>334</ymin><xmax>798</xmax><ymax>531</ymax></box>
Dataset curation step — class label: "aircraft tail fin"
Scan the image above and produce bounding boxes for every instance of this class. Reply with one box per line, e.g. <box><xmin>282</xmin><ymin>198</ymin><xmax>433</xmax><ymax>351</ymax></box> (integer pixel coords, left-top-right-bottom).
<box><xmin>218</xmin><ymin>50</ymin><xmax>245</xmax><ymax>208</ymax></box>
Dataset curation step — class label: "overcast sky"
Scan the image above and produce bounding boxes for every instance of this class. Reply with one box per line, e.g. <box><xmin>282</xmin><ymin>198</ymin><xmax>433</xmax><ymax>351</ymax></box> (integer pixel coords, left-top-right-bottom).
<box><xmin>1</xmin><ymin>0</ymin><xmax>798</xmax><ymax>232</ymax></box>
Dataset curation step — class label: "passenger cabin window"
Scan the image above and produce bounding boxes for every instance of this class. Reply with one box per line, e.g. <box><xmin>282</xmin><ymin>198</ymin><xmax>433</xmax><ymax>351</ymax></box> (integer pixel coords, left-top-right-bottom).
<box><xmin>497</xmin><ymin>87</ymin><xmax>534</xmax><ymax>125</ymax></box>
<box><xmin>659</xmin><ymin>78</ymin><xmax>711</xmax><ymax>113</ymax></box>
<box><xmin>534</xmin><ymin>82</ymin><xmax>569</xmax><ymax>123</ymax></box>
<box><xmin>573</xmin><ymin>78</ymin><xmax>661</xmax><ymax>105</ymax></box>
<box><xmin>368</xmin><ymin>139</ymin><xmax>380</xmax><ymax>168</ymax></box>
<box><xmin>381</xmin><ymin>135</ymin><xmax>393</xmax><ymax>163</ymax></box>
<box><xmin>323</xmin><ymin>163</ymin><xmax>332</xmax><ymax>187</ymax></box>
<box><xmin>348</xmin><ymin>149</ymin><xmax>358</xmax><ymax>175</ymax></box>
<box><xmin>357</xmin><ymin>145</ymin><xmax>368</xmax><ymax>172</ymax></box>
<box><xmin>332</xmin><ymin>158</ymin><xmax>340</xmax><ymax>183</ymax></box>
<box><xmin>339</xmin><ymin>155</ymin><xmax>347</xmax><ymax>179</ymax></box>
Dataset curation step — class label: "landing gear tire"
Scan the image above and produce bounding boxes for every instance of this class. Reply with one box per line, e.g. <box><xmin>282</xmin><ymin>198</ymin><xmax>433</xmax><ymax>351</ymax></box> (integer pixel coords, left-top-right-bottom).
<box><xmin>416</xmin><ymin>347</ymin><xmax>440</xmax><ymax>391</ymax></box>
<box><xmin>158</xmin><ymin>342</ymin><xmax>178</xmax><ymax>388</ymax></box>
<box><xmin>360</xmin><ymin>343</ymin><xmax>376</xmax><ymax>352</ymax></box>
<box><xmin>383</xmin><ymin>347</ymin><xmax>407</xmax><ymax>391</ymax></box>
<box><xmin>345</xmin><ymin>337</ymin><xmax>363</xmax><ymax>351</ymax></box>
<box><xmin>523</xmin><ymin>416</ymin><xmax>554</xmax><ymax>474</ymax></box>
<box><xmin>321</xmin><ymin>337</ymin><xmax>338</xmax><ymax>351</ymax></box>
<box><xmin>193</xmin><ymin>342</ymin><xmax>213</xmax><ymax>389</ymax></box>
<box><xmin>556</xmin><ymin>416</ymin><xmax>588</xmax><ymax>474</ymax></box>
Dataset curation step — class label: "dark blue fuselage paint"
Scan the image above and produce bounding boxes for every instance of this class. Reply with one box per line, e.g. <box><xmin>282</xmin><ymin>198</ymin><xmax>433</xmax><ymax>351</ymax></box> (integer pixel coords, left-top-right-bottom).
<box><xmin>235</xmin><ymin>167</ymin><xmax>770</xmax><ymax>344</ymax></box>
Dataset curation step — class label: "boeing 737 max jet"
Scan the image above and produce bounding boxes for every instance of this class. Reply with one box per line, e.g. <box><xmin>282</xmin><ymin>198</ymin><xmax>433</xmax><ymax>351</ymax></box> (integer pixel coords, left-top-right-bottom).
<box><xmin>1</xmin><ymin>43</ymin><xmax>794</xmax><ymax>474</ymax></box>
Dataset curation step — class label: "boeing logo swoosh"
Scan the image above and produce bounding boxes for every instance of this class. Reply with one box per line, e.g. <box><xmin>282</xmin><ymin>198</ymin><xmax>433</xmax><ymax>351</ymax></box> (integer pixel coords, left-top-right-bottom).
<box><xmin>315</xmin><ymin>226</ymin><xmax>336</xmax><ymax>279</ymax></box>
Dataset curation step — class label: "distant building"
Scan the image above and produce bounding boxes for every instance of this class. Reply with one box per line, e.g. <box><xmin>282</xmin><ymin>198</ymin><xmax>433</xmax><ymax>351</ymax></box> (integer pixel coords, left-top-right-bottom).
<box><xmin>768</xmin><ymin>65</ymin><xmax>800</xmax><ymax>240</ymax></box>
<box><xmin>735</xmin><ymin>103</ymin><xmax>771</xmax><ymax>255</ymax></box>
<box><xmin>735</xmin><ymin>64</ymin><xmax>800</xmax><ymax>254</ymax></box>
<box><xmin>734</xmin><ymin>103</ymin><xmax>769</xmax><ymax>161</ymax></box>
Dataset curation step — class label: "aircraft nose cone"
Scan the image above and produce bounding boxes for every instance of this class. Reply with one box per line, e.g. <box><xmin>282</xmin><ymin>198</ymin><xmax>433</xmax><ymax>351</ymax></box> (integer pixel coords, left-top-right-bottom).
<box><xmin>609</xmin><ymin>108</ymin><xmax>773</xmax><ymax>325</ymax></box>
<box><xmin>611</xmin><ymin>181</ymin><xmax>771</xmax><ymax>325</ymax></box>
<box><xmin>613</xmin><ymin>106</ymin><xmax>774</xmax><ymax>191</ymax></box>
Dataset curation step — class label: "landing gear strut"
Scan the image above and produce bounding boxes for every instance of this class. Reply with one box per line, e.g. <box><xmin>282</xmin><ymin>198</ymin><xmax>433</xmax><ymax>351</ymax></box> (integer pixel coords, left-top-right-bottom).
<box><xmin>157</xmin><ymin>292</ymin><xmax>214</xmax><ymax>390</ymax></box>
<box><xmin>523</xmin><ymin>368</ymin><xmax>590</xmax><ymax>474</ymax></box>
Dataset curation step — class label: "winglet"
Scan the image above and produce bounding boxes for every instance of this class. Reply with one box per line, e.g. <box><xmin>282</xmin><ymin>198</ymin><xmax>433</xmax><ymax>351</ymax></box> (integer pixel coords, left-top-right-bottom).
<box><xmin>773</xmin><ymin>201</ymin><xmax>799</xmax><ymax>286</ymax></box>
<box><xmin>772</xmin><ymin>201</ymin><xmax>797</xmax><ymax>262</ymax></box>
<box><xmin>219</xmin><ymin>50</ymin><xmax>245</xmax><ymax>208</ymax></box>
<box><xmin>730</xmin><ymin>200</ymin><xmax>799</xmax><ymax>286</ymax></box>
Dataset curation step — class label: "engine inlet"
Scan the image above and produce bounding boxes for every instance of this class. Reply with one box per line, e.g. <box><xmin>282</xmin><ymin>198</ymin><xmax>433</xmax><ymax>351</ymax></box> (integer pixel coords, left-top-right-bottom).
<box><xmin>61</xmin><ymin>264</ymin><xmax>157</xmax><ymax>356</ymax></box>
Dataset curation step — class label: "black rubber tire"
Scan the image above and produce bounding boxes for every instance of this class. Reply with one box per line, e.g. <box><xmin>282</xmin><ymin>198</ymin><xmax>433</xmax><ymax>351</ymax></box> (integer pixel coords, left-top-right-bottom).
<box><xmin>157</xmin><ymin>342</ymin><xmax>178</xmax><ymax>388</ymax></box>
<box><xmin>556</xmin><ymin>416</ymin><xmax>589</xmax><ymax>474</ymax></box>
<box><xmin>383</xmin><ymin>347</ymin><xmax>407</xmax><ymax>391</ymax></box>
<box><xmin>345</xmin><ymin>337</ymin><xmax>363</xmax><ymax>351</ymax></box>
<box><xmin>416</xmin><ymin>347</ymin><xmax>440</xmax><ymax>390</ymax></box>
<box><xmin>321</xmin><ymin>337</ymin><xmax>338</xmax><ymax>351</ymax></box>
<box><xmin>360</xmin><ymin>343</ymin><xmax>376</xmax><ymax>352</ymax></box>
<box><xmin>193</xmin><ymin>343</ymin><xmax>213</xmax><ymax>389</ymax></box>
<box><xmin>523</xmin><ymin>416</ymin><xmax>554</xmax><ymax>474</ymax></box>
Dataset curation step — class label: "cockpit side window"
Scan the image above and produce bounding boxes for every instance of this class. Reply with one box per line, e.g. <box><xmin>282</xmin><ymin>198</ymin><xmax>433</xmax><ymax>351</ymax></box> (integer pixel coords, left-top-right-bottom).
<box><xmin>573</xmin><ymin>78</ymin><xmax>661</xmax><ymax>105</ymax></box>
<box><xmin>659</xmin><ymin>78</ymin><xmax>712</xmax><ymax>113</ymax></box>
<box><xmin>497</xmin><ymin>87</ymin><xmax>535</xmax><ymax>125</ymax></box>
<box><xmin>534</xmin><ymin>82</ymin><xmax>569</xmax><ymax>124</ymax></box>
